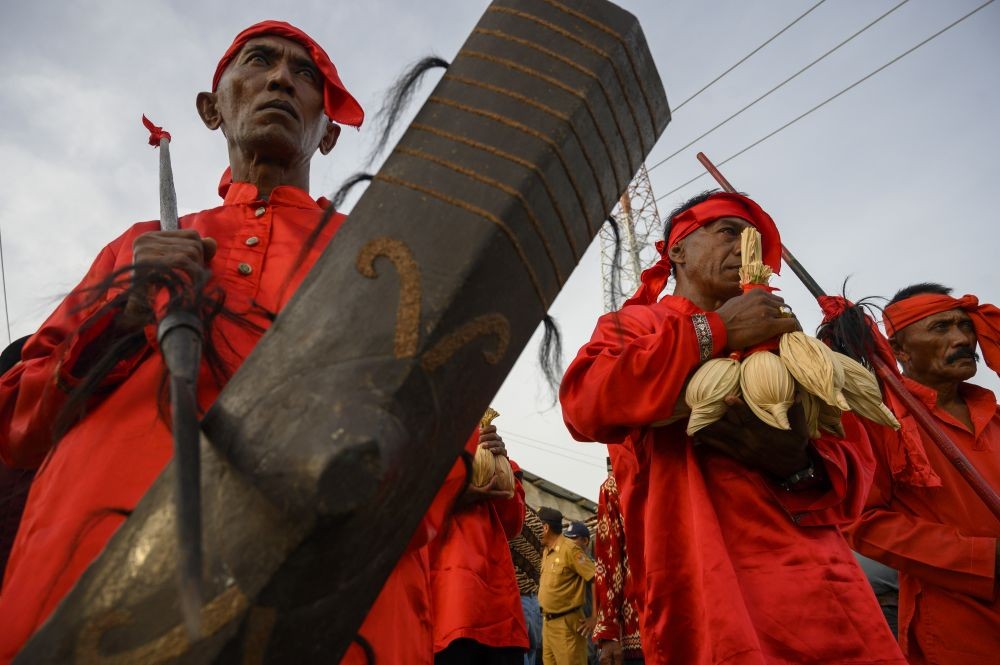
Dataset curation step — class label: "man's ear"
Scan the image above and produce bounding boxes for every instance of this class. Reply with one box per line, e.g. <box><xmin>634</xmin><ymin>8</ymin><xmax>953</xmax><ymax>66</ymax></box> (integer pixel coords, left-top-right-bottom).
<box><xmin>668</xmin><ymin>241</ymin><xmax>684</xmax><ymax>267</ymax></box>
<box><xmin>889</xmin><ymin>335</ymin><xmax>909</xmax><ymax>365</ymax></box>
<box><xmin>196</xmin><ymin>92</ymin><xmax>222</xmax><ymax>130</ymax></box>
<box><xmin>319</xmin><ymin>121</ymin><xmax>341</xmax><ymax>155</ymax></box>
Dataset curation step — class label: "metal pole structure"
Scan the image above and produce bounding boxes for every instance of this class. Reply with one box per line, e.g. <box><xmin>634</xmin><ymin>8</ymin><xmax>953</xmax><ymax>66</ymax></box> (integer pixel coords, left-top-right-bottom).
<box><xmin>696</xmin><ymin>151</ymin><xmax>1000</xmax><ymax>521</ymax></box>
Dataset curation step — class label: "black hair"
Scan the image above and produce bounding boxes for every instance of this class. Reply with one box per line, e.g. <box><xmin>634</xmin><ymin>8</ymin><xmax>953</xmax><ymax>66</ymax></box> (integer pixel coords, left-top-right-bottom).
<box><xmin>604</xmin><ymin>216</ymin><xmax>624</xmax><ymax>310</ymax></box>
<box><xmin>888</xmin><ymin>282</ymin><xmax>952</xmax><ymax>306</ymax></box>
<box><xmin>815</xmin><ymin>279</ymin><xmax>885</xmax><ymax>369</ymax></box>
<box><xmin>542</xmin><ymin>518</ymin><xmax>563</xmax><ymax>535</ymax></box>
<box><xmin>52</xmin><ymin>263</ymin><xmax>264</xmax><ymax>442</ymax></box>
<box><xmin>539</xmin><ymin>315</ymin><xmax>563</xmax><ymax>402</ymax></box>
<box><xmin>366</xmin><ymin>56</ymin><xmax>450</xmax><ymax>165</ymax></box>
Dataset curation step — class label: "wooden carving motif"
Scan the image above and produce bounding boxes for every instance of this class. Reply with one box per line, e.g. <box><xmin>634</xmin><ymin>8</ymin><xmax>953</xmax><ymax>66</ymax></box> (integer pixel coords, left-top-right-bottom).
<box><xmin>421</xmin><ymin>313</ymin><xmax>511</xmax><ymax>371</ymax></box>
<box><xmin>356</xmin><ymin>237</ymin><xmax>422</xmax><ymax>359</ymax></box>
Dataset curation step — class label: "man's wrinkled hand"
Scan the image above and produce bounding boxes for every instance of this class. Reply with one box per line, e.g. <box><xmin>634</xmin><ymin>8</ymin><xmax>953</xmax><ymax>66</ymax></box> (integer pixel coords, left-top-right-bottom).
<box><xmin>478</xmin><ymin>424</ymin><xmax>507</xmax><ymax>457</ymax></box>
<box><xmin>458</xmin><ymin>473</ymin><xmax>512</xmax><ymax>507</ymax></box>
<box><xmin>693</xmin><ymin>394</ymin><xmax>811</xmax><ymax>478</ymax></box>
<box><xmin>715</xmin><ymin>289</ymin><xmax>801</xmax><ymax>351</ymax></box>
<box><xmin>120</xmin><ymin>230</ymin><xmax>219</xmax><ymax>333</ymax></box>
<box><xmin>599</xmin><ymin>639</ymin><xmax>624</xmax><ymax>665</ymax></box>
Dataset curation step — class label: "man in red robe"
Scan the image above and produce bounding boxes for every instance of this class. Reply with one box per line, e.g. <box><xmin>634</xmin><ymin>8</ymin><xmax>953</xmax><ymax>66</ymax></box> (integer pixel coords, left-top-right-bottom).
<box><xmin>0</xmin><ymin>21</ymin><xmax>460</xmax><ymax>664</ymax></box>
<box><xmin>429</xmin><ymin>425</ymin><xmax>529</xmax><ymax>664</ymax></box>
<box><xmin>843</xmin><ymin>283</ymin><xmax>1000</xmax><ymax>664</ymax></box>
<box><xmin>593</xmin><ymin>458</ymin><xmax>643</xmax><ymax>665</ymax></box>
<box><xmin>560</xmin><ymin>190</ymin><xmax>906</xmax><ymax>664</ymax></box>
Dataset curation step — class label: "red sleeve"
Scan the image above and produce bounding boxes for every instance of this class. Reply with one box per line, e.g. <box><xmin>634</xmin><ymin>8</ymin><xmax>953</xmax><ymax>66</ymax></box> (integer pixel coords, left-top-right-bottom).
<box><xmin>765</xmin><ymin>413</ymin><xmax>877</xmax><ymax>526</ymax></box>
<box><xmin>593</xmin><ymin>479</ymin><xmax>626</xmax><ymax>643</ymax></box>
<box><xmin>0</xmin><ymin>232</ymin><xmax>148</xmax><ymax>468</ymax></box>
<box><xmin>491</xmin><ymin>460</ymin><xmax>525</xmax><ymax>540</ymax></box>
<box><xmin>844</xmin><ymin>424</ymin><xmax>997</xmax><ymax>600</ymax></box>
<box><xmin>560</xmin><ymin>302</ymin><xmax>726</xmax><ymax>445</ymax></box>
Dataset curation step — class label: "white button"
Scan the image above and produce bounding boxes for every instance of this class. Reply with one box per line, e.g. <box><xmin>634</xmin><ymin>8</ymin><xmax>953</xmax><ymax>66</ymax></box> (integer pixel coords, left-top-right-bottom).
<box><xmin>254</xmin><ymin>206</ymin><xmax>266</xmax><ymax>217</ymax></box>
<box><xmin>238</xmin><ymin>263</ymin><xmax>253</xmax><ymax>275</ymax></box>
<box><xmin>245</xmin><ymin>236</ymin><xmax>260</xmax><ymax>246</ymax></box>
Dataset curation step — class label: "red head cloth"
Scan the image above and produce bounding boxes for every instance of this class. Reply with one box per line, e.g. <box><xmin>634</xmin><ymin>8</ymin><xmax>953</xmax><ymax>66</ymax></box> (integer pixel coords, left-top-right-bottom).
<box><xmin>622</xmin><ymin>193</ymin><xmax>781</xmax><ymax>308</ymax></box>
<box><xmin>884</xmin><ymin>293</ymin><xmax>1000</xmax><ymax>375</ymax></box>
<box><xmin>213</xmin><ymin>20</ymin><xmax>364</xmax><ymax>128</ymax></box>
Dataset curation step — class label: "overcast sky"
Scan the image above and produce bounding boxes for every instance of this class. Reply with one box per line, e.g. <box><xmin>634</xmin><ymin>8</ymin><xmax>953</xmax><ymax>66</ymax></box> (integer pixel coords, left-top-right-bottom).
<box><xmin>1</xmin><ymin>0</ymin><xmax>998</xmax><ymax>501</ymax></box>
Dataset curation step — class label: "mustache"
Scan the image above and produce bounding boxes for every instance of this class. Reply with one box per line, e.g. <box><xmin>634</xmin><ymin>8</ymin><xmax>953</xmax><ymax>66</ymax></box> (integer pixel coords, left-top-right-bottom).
<box><xmin>946</xmin><ymin>348</ymin><xmax>980</xmax><ymax>364</ymax></box>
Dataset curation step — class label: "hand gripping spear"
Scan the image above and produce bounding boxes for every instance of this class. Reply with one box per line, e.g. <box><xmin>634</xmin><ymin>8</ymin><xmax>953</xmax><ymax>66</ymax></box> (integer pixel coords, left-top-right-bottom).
<box><xmin>142</xmin><ymin>115</ymin><xmax>205</xmax><ymax>638</ymax></box>
<box><xmin>696</xmin><ymin>151</ymin><xmax>1000</xmax><ymax>521</ymax></box>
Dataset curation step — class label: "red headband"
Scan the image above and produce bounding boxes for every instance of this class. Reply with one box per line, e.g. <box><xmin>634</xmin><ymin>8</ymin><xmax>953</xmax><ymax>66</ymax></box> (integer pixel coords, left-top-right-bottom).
<box><xmin>884</xmin><ymin>293</ymin><xmax>1000</xmax><ymax>374</ymax></box>
<box><xmin>213</xmin><ymin>20</ymin><xmax>364</xmax><ymax>128</ymax></box>
<box><xmin>622</xmin><ymin>193</ymin><xmax>781</xmax><ymax>308</ymax></box>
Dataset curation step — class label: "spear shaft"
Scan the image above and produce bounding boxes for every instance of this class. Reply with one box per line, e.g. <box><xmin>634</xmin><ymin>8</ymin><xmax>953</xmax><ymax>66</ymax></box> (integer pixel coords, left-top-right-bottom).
<box><xmin>696</xmin><ymin>151</ymin><xmax>1000</xmax><ymax>520</ymax></box>
<box><xmin>158</xmin><ymin>136</ymin><xmax>178</xmax><ymax>231</ymax></box>
<box><xmin>143</xmin><ymin>116</ymin><xmax>203</xmax><ymax>636</ymax></box>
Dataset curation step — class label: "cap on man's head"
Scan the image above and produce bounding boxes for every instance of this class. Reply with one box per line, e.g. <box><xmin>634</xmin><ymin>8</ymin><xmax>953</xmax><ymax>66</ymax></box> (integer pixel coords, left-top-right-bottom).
<box><xmin>536</xmin><ymin>507</ymin><xmax>563</xmax><ymax>533</ymax></box>
<box><xmin>213</xmin><ymin>20</ymin><xmax>364</xmax><ymax>128</ymax></box>
<box><xmin>564</xmin><ymin>521</ymin><xmax>589</xmax><ymax>541</ymax></box>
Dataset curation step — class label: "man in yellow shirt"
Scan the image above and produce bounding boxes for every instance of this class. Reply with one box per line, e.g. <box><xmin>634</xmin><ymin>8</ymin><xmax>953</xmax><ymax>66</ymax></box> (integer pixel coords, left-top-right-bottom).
<box><xmin>537</xmin><ymin>507</ymin><xmax>596</xmax><ymax>665</ymax></box>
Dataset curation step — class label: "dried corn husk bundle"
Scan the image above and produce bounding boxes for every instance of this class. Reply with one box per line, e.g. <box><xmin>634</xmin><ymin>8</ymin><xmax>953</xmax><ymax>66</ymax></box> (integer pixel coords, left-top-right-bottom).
<box><xmin>779</xmin><ymin>332</ymin><xmax>850</xmax><ymax>410</ymax></box>
<box><xmin>799</xmin><ymin>388</ymin><xmax>821</xmax><ymax>439</ymax></box>
<box><xmin>685</xmin><ymin>358</ymin><xmax>741</xmax><ymax>435</ymax></box>
<box><xmin>833</xmin><ymin>352</ymin><xmax>901</xmax><ymax>429</ymax></box>
<box><xmin>739</xmin><ymin>227</ymin><xmax>773</xmax><ymax>288</ymax></box>
<box><xmin>481</xmin><ymin>407</ymin><xmax>500</xmax><ymax>428</ymax></box>
<box><xmin>740</xmin><ymin>351</ymin><xmax>796</xmax><ymax>430</ymax></box>
<box><xmin>818</xmin><ymin>402</ymin><xmax>846</xmax><ymax>438</ymax></box>
<box><xmin>473</xmin><ymin>407</ymin><xmax>515</xmax><ymax>492</ymax></box>
<box><xmin>494</xmin><ymin>456</ymin><xmax>515</xmax><ymax>492</ymax></box>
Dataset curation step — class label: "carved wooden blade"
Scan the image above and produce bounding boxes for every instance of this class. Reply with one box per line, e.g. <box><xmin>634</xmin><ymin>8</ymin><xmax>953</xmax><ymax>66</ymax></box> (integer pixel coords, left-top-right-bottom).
<box><xmin>17</xmin><ymin>0</ymin><xmax>669</xmax><ymax>662</ymax></box>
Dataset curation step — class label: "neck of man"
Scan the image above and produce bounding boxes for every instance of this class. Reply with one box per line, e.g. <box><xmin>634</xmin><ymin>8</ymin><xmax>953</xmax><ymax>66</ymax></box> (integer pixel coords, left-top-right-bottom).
<box><xmin>903</xmin><ymin>367</ymin><xmax>973</xmax><ymax>430</ymax></box>
<box><xmin>228</xmin><ymin>149</ymin><xmax>310</xmax><ymax>200</ymax></box>
<box><xmin>542</xmin><ymin>532</ymin><xmax>560</xmax><ymax>549</ymax></box>
<box><xmin>672</xmin><ymin>276</ymin><xmax>726</xmax><ymax>313</ymax></box>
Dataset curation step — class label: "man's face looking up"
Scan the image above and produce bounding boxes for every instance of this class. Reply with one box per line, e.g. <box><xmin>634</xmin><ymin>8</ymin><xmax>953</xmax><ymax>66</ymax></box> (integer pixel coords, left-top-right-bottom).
<box><xmin>893</xmin><ymin>308</ymin><xmax>979</xmax><ymax>385</ymax></box>
<box><xmin>202</xmin><ymin>35</ymin><xmax>338</xmax><ymax>166</ymax></box>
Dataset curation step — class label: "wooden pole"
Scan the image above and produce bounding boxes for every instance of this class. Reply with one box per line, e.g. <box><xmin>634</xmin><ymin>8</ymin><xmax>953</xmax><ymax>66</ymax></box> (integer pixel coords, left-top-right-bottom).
<box><xmin>696</xmin><ymin>151</ymin><xmax>1000</xmax><ymax>521</ymax></box>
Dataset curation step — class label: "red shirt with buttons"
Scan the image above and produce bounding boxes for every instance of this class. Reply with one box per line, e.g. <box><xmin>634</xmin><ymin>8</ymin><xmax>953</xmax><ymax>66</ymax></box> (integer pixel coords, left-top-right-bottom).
<box><xmin>0</xmin><ymin>182</ymin><xmax>345</xmax><ymax>658</ymax></box>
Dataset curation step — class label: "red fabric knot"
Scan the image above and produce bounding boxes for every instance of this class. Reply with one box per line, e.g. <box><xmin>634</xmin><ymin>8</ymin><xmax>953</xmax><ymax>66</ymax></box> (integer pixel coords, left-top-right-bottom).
<box><xmin>818</xmin><ymin>295</ymin><xmax>851</xmax><ymax>324</ymax></box>
<box><xmin>142</xmin><ymin>115</ymin><xmax>171</xmax><ymax>147</ymax></box>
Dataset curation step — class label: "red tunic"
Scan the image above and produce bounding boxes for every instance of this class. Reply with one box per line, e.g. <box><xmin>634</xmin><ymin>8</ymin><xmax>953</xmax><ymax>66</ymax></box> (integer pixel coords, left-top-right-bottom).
<box><xmin>592</xmin><ymin>471</ymin><xmax>642</xmax><ymax>660</ymax></box>
<box><xmin>844</xmin><ymin>376</ymin><xmax>1000</xmax><ymax>664</ymax></box>
<box><xmin>560</xmin><ymin>294</ymin><xmax>906</xmax><ymax>665</ymax></box>
<box><xmin>0</xmin><ymin>182</ymin><xmax>442</xmax><ymax>663</ymax></box>
<box><xmin>344</xmin><ymin>436</ymin><xmax>477</xmax><ymax>665</ymax></box>
<box><xmin>429</xmin><ymin>457</ymin><xmax>528</xmax><ymax>652</ymax></box>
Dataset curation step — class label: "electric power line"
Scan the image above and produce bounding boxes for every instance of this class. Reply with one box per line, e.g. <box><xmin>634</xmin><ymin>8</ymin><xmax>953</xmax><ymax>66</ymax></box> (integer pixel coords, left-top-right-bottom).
<box><xmin>671</xmin><ymin>0</ymin><xmax>828</xmax><ymax>114</ymax></box>
<box><xmin>655</xmin><ymin>0</ymin><xmax>996</xmax><ymax>203</ymax></box>
<box><xmin>649</xmin><ymin>0</ymin><xmax>911</xmax><ymax>174</ymax></box>
<box><xmin>503</xmin><ymin>432</ymin><xmax>606</xmax><ymax>469</ymax></box>
<box><xmin>504</xmin><ymin>432</ymin><xmax>605</xmax><ymax>466</ymax></box>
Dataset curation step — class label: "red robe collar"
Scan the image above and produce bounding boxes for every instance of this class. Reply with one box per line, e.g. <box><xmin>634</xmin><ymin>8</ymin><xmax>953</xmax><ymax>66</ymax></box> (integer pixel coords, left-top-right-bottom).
<box><xmin>222</xmin><ymin>181</ymin><xmax>329</xmax><ymax>210</ymax></box>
